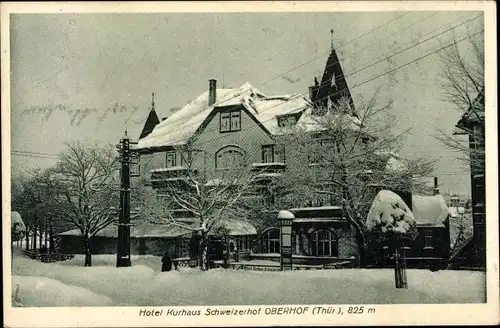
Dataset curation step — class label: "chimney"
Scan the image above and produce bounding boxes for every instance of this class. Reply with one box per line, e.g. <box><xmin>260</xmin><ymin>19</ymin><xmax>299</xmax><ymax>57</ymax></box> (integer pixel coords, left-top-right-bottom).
<box><xmin>433</xmin><ymin>177</ymin><xmax>440</xmax><ymax>195</ymax></box>
<box><xmin>209</xmin><ymin>79</ymin><xmax>217</xmax><ymax>106</ymax></box>
<box><xmin>308</xmin><ymin>86</ymin><xmax>316</xmax><ymax>102</ymax></box>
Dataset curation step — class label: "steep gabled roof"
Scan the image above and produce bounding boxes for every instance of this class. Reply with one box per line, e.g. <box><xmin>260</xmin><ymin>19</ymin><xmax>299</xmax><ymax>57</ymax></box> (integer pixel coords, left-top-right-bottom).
<box><xmin>453</xmin><ymin>88</ymin><xmax>485</xmax><ymax>135</ymax></box>
<box><xmin>139</xmin><ymin>108</ymin><xmax>161</xmax><ymax>140</ymax></box>
<box><xmin>309</xmin><ymin>39</ymin><xmax>356</xmax><ymax>116</ymax></box>
<box><xmin>137</xmin><ymin>81</ymin><xmax>363</xmax><ymax>150</ymax></box>
<box><xmin>138</xmin><ymin>83</ymin><xmax>264</xmax><ymax>149</ymax></box>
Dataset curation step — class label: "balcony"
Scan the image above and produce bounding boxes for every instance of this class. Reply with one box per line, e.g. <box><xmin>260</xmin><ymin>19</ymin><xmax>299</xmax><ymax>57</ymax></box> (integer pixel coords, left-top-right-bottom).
<box><xmin>150</xmin><ymin>166</ymin><xmax>198</xmax><ymax>189</ymax></box>
<box><xmin>251</xmin><ymin>162</ymin><xmax>286</xmax><ymax>181</ymax></box>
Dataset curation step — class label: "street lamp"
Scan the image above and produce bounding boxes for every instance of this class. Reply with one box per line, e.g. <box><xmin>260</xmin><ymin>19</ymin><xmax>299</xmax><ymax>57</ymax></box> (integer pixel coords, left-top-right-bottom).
<box><xmin>278</xmin><ymin>210</ymin><xmax>294</xmax><ymax>271</ymax></box>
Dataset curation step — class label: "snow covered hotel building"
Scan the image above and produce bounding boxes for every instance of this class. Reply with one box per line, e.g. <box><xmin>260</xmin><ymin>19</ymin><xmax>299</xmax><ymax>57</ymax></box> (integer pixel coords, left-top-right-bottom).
<box><xmin>128</xmin><ymin>40</ymin><xmax>453</xmax><ymax>268</ymax></box>
<box><xmin>56</xmin><ymin>40</ymin><xmax>453</xmax><ymax>269</ymax></box>
<box><xmin>133</xmin><ymin>41</ymin><xmax>371</xmax><ymax>266</ymax></box>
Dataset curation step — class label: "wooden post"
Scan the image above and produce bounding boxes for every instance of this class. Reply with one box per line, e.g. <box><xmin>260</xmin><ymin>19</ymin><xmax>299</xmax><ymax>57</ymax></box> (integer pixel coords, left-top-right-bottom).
<box><xmin>394</xmin><ymin>235</ymin><xmax>408</xmax><ymax>289</ymax></box>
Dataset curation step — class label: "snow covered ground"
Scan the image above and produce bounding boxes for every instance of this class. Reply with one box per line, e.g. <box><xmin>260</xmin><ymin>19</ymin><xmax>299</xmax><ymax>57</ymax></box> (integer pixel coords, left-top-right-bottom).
<box><xmin>11</xmin><ymin>253</ymin><xmax>485</xmax><ymax>307</ymax></box>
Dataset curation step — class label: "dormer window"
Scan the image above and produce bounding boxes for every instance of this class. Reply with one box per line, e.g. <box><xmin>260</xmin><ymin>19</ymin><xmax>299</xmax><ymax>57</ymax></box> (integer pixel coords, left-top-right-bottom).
<box><xmin>278</xmin><ymin>114</ymin><xmax>297</xmax><ymax>128</ymax></box>
<box><xmin>220</xmin><ymin>110</ymin><xmax>241</xmax><ymax>132</ymax></box>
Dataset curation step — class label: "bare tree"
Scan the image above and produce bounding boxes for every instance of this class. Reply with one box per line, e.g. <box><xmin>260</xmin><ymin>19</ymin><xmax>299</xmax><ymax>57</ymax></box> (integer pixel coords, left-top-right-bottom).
<box><xmin>435</xmin><ymin>31</ymin><xmax>485</xmax><ymax>172</ymax></box>
<box><xmin>11</xmin><ymin>169</ymin><xmax>63</xmax><ymax>252</ymax></box>
<box><xmin>137</xmin><ymin>144</ymin><xmax>262</xmax><ymax>271</ymax></box>
<box><xmin>276</xmin><ymin>94</ymin><xmax>435</xmax><ymax>266</ymax></box>
<box><xmin>48</xmin><ymin>140</ymin><xmax>119</xmax><ymax>266</ymax></box>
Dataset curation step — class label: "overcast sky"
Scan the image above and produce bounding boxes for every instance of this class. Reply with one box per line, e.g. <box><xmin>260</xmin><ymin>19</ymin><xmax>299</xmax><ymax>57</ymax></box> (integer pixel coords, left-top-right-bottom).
<box><xmin>9</xmin><ymin>11</ymin><xmax>484</xmax><ymax>195</ymax></box>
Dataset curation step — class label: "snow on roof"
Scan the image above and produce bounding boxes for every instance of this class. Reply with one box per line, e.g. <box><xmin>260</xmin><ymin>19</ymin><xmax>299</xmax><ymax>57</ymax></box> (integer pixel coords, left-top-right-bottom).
<box><xmin>138</xmin><ymin>83</ymin><xmax>260</xmax><ymax>149</ymax></box>
<box><xmin>289</xmin><ymin>206</ymin><xmax>343</xmax><ymax>212</ymax></box>
<box><xmin>150</xmin><ymin>166</ymin><xmax>189</xmax><ymax>173</ymax></box>
<box><xmin>252</xmin><ymin>162</ymin><xmax>285</xmax><ymax>167</ymax></box>
<box><xmin>137</xmin><ymin>82</ymin><xmax>361</xmax><ymax>149</ymax></box>
<box><xmin>211</xmin><ymin>219</ymin><xmax>258</xmax><ymax>236</ymax></box>
<box><xmin>295</xmin><ymin>108</ymin><xmax>362</xmax><ymax>133</ymax></box>
<box><xmin>58</xmin><ymin>220</ymin><xmax>194</xmax><ymax>239</ymax></box>
<box><xmin>411</xmin><ymin>194</ymin><xmax>449</xmax><ymax>227</ymax></box>
<box><xmin>58</xmin><ymin>218</ymin><xmax>257</xmax><ymax>238</ymax></box>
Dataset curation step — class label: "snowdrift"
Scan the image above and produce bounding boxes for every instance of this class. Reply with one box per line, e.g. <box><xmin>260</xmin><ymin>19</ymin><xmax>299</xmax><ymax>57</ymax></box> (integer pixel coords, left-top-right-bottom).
<box><xmin>11</xmin><ymin>255</ymin><xmax>485</xmax><ymax>306</ymax></box>
<box><xmin>12</xmin><ymin>276</ymin><xmax>113</xmax><ymax>307</ymax></box>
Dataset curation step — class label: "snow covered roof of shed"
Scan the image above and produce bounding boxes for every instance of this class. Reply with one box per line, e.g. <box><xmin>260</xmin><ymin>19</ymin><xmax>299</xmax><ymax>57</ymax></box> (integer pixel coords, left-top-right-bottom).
<box><xmin>411</xmin><ymin>194</ymin><xmax>449</xmax><ymax>227</ymax></box>
<box><xmin>58</xmin><ymin>218</ymin><xmax>257</xmax><ymax>238</ymax></box>
<box><xmin>210</xmin><ymin>218</ymin><xmax>258</xmax><ymax>236</ymax></box>
<box><xmin>58</xmin><ymin>220</ymin><xmax>193</xmax><ymax>239</ymax></box>
<box><xmin>137</xmin><ymin>82</ymin><xmax>360</xmax><ymax>149</ymax></box>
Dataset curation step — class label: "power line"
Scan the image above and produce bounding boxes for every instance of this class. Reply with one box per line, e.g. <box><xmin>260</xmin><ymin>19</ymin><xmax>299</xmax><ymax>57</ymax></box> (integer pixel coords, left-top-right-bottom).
<box><xmin>143</xmin><ymin>28</ymin><xmax>483</xmax><ymax>149</ymax></box>
<box><xmin>141</xmin><ymin>16</ymin><xmax>482</xmax><ymax>148</ymax></box>
<box><xmin>337</xmin><ymin>14</ymin><xmax>482</xmax><ymax>84</ymax></box>
<box><xmin>139</xmin><ymin>12</ymin><xmax>415</xmax><ymax>133</ymax></box>
<box><xmin>285</xmin><ymin>14</ymin><xmax>482</xmax><ymax>109</ymax></box>
<box><xmin>261</xmin><ymin>11</ymin><xmax>412</xmax><ymax>86</ymax></box>
<box><xmin>18</xmin><ymin>27</ymin><xmax>479</xmax><ymax>168</ymax></box>
<box><xmin>18</xmin><ymin>12</ymin><xmax>410</xmax><ymax>122</ymax></box>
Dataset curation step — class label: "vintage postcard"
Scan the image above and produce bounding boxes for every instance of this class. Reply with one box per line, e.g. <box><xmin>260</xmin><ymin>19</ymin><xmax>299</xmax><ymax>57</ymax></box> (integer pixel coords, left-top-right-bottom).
<box><xmin>2</xmin><ymin>1</ymin><xmax>498</xmax><ymax>327</ymax></box>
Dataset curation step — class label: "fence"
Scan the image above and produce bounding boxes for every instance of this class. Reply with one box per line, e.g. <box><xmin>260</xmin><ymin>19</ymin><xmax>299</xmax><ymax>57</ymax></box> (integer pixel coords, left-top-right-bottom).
<box><xmin>172</xmin><ymin>257</ymin><xmax>198</xmax><ymax>270</ymax></box>
<box><xmin>213</xmin><ymin>260</ymin><xmax>353</xmax><ymax>271</ymax></box>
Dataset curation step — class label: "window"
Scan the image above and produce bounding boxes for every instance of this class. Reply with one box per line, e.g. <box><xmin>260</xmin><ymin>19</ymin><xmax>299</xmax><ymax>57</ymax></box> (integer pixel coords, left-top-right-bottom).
<box><xmin>275</xmin><ymin>144</ymin><xmax>286</xmax><ymax>163</ymax></box>
<box><xmin>129</xmin><ymin>155</ymin><xmax>140</xmax><ymax>177</ymax></box>
<box><xmin>310</xmin><ymin>229</ymin><xmax>338</xmax><ymax>257</ymax></box>
<box><xmin>166</xmin><ymin>151</ymin><xmax>176</xmax><ymax>168</ymax></box>
<box><xmin>308</xmin><ymin>192</ymin><xmax>331</xmax><ymax>207</ymax></box>
<box><xmin>424</xmin><ymin>235</ymin><xmax>433</xmax><ymax>249</ymax></box>
<box><xmin>261</xmin><ymin>145</ymin><xmax>274</xmax><ymax>163</ymax></box>
<box><xmin>474</xmin><ymin>181</ymin><xmax>485</xmax><ymax>207</ymax></box>
<box><xmin>231</xmin><ymin>111</ymin><xmax>241</xmax><ymax>130</ymax></box>
<box><xmin>331</xmin><ymin>72</ymin><xmax>337</xmax><ymax>87</ymax></box>
<box><xmin>278</xmin><ymin>115</ymin><xmax>297</xmax><ymax>128</ymax></box>
<box><xmin>215</xmin><ymin>146</ymin><xmax>245</xmax><ymax>169</ymax></box>
<box><xmin>236</xmin><ymin>236</ymin><xmax>249</xmax><ymax>251</ymax></box>
<box><xmin>261</xmin><ymin>228</ymin><xmax>280</xmax><ymax>254</ymax></box>
<box><xmin>220</xmin><ymin>110</ymin><xmax>241</xmax><ymax>132</ymax></box>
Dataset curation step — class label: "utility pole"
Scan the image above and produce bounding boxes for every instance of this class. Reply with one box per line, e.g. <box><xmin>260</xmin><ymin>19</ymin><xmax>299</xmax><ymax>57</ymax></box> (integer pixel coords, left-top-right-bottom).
<box><xmin>116</xmin><ymin>130</ymin><xmax>133</xmax><ymax>267</ymax></box>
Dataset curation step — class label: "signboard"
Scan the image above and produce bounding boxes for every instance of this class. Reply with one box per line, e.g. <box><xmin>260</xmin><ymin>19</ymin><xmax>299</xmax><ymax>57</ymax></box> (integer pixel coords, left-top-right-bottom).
<box><xmin>278</xmin><ymin>210</ymin><xmax>294</xmax><ymax>271</ymax></box>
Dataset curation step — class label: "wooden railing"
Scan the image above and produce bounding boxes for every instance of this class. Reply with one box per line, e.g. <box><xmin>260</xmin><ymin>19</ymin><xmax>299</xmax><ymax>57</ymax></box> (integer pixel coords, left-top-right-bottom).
<box><xmin>172</xmin><ymin>257</ymin><xmax>198</xmax><ymax>270</ymax></box>
<box><xmin>214</xmin><ymin>260</ymin><xmax>354</xmax><ymax>271</ymax></box>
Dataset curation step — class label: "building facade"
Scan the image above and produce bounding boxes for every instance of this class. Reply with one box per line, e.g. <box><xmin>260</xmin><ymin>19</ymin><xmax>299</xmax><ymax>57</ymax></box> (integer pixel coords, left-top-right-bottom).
<box><xmin>133</xmin><ymin>40</ymin><xmax>369</xmax><ymax>266</ymax></box>
<box><xmin>450</xmin><ymin>89</ymin><xmax>485</xmax><ymax>269</ymax></box>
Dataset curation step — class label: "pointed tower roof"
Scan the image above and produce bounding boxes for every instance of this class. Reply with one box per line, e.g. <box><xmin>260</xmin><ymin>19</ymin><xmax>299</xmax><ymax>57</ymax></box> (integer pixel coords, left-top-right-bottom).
<box><xmin>310</xmin><ymin>30</ymin><xmax>356</xmax><ymax>116</ymax></box>
<box><xmin>139</xmin><ymin>93</ymin><xmax>161</xmax><ymax>140</ymax></box>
